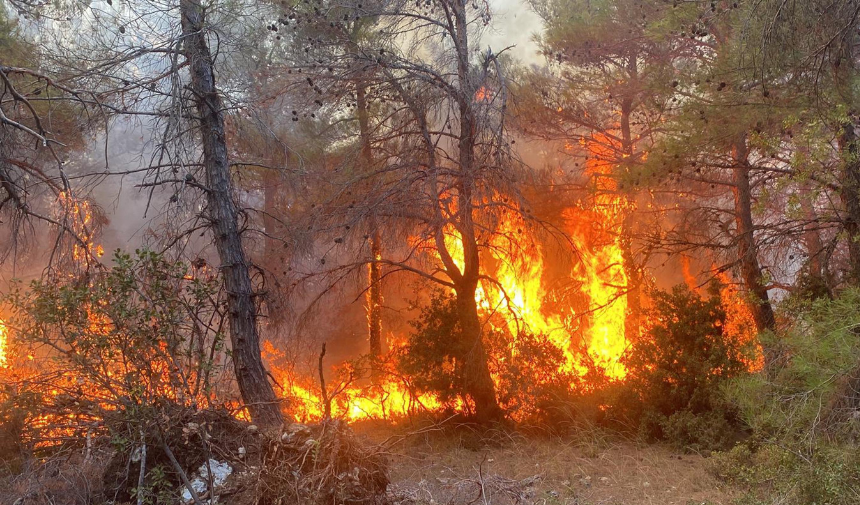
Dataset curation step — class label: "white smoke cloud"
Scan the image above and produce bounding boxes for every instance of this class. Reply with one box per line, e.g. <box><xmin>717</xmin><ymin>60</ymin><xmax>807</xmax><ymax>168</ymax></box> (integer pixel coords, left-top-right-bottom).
<box><xmin>485</xmin><ymin>0</ymin><xmax>545</xmax><ymax>64</ymax></box>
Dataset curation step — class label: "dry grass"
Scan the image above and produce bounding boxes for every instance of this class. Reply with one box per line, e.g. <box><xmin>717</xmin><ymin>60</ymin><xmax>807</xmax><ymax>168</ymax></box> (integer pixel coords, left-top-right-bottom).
<box><xmin>357</xmin><ymin>421</ymin><xmax>735</xmax><ymax>505</ymax></box>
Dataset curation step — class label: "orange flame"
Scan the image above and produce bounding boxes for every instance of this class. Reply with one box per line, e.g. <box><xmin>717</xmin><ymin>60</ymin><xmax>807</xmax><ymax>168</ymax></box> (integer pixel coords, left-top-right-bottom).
<box><xmin>275</xmin><ymin>133</ymin><xmax>641</xmax><ymax>421</ymax></box>
<box><xmin>715</xmin><ymin>270</ymin><xmax>764</xmax><ymax>371</ymax></box>
<box><xmin>474</xmin><ymin>86</ymin><xmax>491</xmax><ymax>102</ymax></box>
<box><xmin>57</xmin><ymin>191</ymin><xmax>105</xmax><ymax>261</ymax></box>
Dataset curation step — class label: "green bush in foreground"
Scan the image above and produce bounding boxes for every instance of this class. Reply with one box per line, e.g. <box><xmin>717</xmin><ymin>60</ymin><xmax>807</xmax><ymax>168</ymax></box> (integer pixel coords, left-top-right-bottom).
<box><xmin>713</xmin><ymin>289</ymin><xmax>860</xmax><ymax>504</ymax></box>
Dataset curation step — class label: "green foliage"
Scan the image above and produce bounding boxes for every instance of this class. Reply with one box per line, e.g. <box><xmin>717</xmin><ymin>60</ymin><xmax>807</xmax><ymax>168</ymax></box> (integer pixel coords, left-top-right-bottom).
<box><xmin>0</xmin><ymin>249</ymin><xmax>230</xmax><ymax>450</ymax></box>
<box><xmin>712</xmin><ymin>442</ymin><xmax>860</xmax><ymax>505</ymax></box>
<box><xmin>712</xmin><ymin>289</ymin><xmax>860</xmax><ymax>504</ymax></box>
<box><xmin>396</xmin><ymin>292</ymin><xmax>575</xmax><ymax>420</ymax></box>
<box><xmin>614</xmin><ymin>284</ymin><xmax>752</xmax><ymax>450</ymax></box>
<box><xmin>396</xmin><ymin>293</ymin><xmax>468</xmax><ymax>407</ymax></box>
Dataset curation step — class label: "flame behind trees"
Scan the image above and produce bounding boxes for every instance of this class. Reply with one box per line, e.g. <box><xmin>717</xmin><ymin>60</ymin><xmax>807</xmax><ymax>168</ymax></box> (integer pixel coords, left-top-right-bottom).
<box><xmin>273</xmin><ymin>0</ymin><xmax>527</xmax><ymax>421</ymax></box>
<box><xmin>1</xmin><ymin>250</ymin><xmax>231</xmax><ymax>449</ymax></box>
<box><xmin>0</xmin><ymin>319</ymin><xmax>7</xmax><ymax>368</ymax></box>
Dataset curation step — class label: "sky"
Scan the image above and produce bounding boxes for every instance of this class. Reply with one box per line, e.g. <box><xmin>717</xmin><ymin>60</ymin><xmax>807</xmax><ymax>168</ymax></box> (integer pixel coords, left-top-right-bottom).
<box><xmin>485</xmin><ymin>0</ymin><xmax>545</xmax><ymax>64</ymax></box>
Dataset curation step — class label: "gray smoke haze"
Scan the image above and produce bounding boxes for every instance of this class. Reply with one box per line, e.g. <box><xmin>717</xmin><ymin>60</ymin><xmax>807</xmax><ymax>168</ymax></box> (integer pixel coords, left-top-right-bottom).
<box><xmin>82</xmin><ymin>123</ymin><xmax>172</xmax><ymax>256</ymax></box>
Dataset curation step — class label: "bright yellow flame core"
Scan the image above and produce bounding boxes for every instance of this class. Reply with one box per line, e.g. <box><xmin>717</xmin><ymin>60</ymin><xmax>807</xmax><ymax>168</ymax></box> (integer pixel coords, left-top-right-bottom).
<box><xmin>285</xmin><ymin>379</ymin><xmax>449</xmax><ymax>423</ymax></box>
<box><xmin>0</xmin><ymin>319</ymin><xmax>8</xmax><ymax>368</ymax></box>
<box><xmin>277</xmin><ymin>134</ymin><xmax>638</xmax><ymax>422</ymax></box>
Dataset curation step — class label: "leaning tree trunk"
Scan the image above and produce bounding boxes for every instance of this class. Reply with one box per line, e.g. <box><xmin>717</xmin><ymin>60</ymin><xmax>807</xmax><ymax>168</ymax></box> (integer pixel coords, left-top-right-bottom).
<box><xmin>180</xmin><ymin>0</ymin><xmax>283</xmax><ymax>429</ymax></box>
<box><xmin>731</xmin><ymin>136</ymin><xmax>776</xmax><ymax>337</ymax></box>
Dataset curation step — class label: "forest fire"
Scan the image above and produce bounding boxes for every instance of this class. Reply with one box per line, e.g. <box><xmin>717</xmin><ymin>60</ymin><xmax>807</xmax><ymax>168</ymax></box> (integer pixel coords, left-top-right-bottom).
<box><xmin>268</xmin><ymin>122</ymin><xmax>764</xmax><ymax>423</ymax></box>
<box><xmin>276</xmin><ymin>183</ymin><xmax>635</xmax><ymax>421</ymax></box>
<box><xmin>4</xmin><ymin>0</ymin><xmax>859</xmax><ymax>502</ymax></box>
<box><xmin>0</xmin><ymin>164</ymin><xmax>759</xmax><ymax>429</ymax></box>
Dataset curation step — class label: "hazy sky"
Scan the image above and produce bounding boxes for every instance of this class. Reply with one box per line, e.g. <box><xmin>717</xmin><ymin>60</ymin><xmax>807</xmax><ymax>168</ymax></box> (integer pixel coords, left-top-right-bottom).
<box><xmin>484</xmin><ymin>0</ymin><xmax>545</xmax><ymax>64</ymax></box>
<box><xmin>78</xmin><ymin>0</ymin><xmax>549</xmax><ymax>255</ymax></box>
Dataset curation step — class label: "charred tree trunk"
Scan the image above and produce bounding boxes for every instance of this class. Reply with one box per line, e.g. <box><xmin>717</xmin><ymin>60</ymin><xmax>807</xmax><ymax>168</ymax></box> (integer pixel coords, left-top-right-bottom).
<box><xmin>838</xmin><ymin>118</ymin><xmax>860</xmax><ymax>284</ymax></box>
<box><xmin>180</xmin><ymin>0</ymin><xmax>282</xmax><ymax>429</ymax></box>
<box><xmin>731</xmin><ymin>136</ymin><xmax>776</xmax><ymax>337</ymax></box>
<box><xmin>367</xmin><ymin>232</ymin><xmax>383</xmax><ymax>357</ymax></box>
<box><xmin>356</xmin><ymin>83</ymin><xmax>384</xmax><ymax>367</ymax></box>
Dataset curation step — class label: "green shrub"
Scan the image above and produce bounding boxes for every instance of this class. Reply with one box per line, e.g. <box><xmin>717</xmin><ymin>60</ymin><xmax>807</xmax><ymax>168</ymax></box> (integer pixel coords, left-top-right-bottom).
<box><xmin>713</xmin><ymin>289</ymin><xmax>860</xmax><ymax>504</ymax></box>
<box><xmin>396</xmin><ymin>293</ymin><xmax>469</xmax><ymax>407</ymax></box>
<box><xmin>614</xmin><ymin>283</ymin><xmax>753</xmax><ymax>450</ymax></box>
<box><xmin>396</xmin><ymin>291</ymin><xmax>575</xmax><ymax>421</ymax></box>
<box><xmin>0</xmin><ymin>250</ymin><xmax>234</xmax><ymax>502</ymax></box>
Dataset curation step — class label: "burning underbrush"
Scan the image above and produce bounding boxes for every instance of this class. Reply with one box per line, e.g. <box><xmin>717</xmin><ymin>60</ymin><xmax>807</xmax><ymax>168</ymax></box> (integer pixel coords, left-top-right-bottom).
<box><xmin>0</xmin><ymin>250</ymin><xmax>390</xmax><ymax>505</ymax></box>
<box><xmin>0</xmin><ymin>244</ymin><xmax>761</xmax><ymax>505</ymax></box>
<box><xmin>0</xmin><ymin>189</ymin><xmax>763</xmax><ymax>503</ymax></box>
<box><xmin>267</xmin><ymin>280</ymin><xmax>759</xmax><ymax>448</ymax></box>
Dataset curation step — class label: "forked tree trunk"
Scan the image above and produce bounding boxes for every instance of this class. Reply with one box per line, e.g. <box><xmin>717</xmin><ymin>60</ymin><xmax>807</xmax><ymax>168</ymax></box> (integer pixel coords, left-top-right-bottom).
<box><xmin>452</xmin><ymin>0</ymin><xmax>501</xmax><ymax>422</ymax></box>
<box><xmin>180</xmin><ymin>0</ymin><xmax>283</xmax><ymax>429</ymax></box>
<box><xmin>731</xmin><ymin>136</ymin><xmax>776</xmax><ymax>336</ymax></box>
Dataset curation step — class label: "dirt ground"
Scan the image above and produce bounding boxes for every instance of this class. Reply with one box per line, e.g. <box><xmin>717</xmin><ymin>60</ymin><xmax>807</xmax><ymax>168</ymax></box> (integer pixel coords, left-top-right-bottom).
<box><xmin>358</xmin><ymin>422</ymin><xmax>735</xmax><ymax>505</ymax></box>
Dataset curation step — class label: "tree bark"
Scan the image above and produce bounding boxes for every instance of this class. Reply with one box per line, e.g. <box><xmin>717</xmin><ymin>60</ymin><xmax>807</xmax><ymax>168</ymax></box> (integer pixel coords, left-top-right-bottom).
<box><xmin>356</xmin><ymin>83</ymin><xmax>384</xmax><ymax>366</ymax></box>
<box><xmin>618</xmin><ymin>53</ymin><xmax>641</xmax><ymax>344</ymax></box>
<box><xmin>261</xmin><ymin>165</ymin><xmax>290</xmax><ymax>326</ymax></box>
<box><xmin>367</xmin><ymin>232</ymin><xmax>383</xmax><ymax>357</ymax></box>
<box><xmin>731</xmin><ymin>136</ymin><xmax>776</xmax><ymax>335</ymax></box>
<box><xmin>180</xmin><ymin>0</ymin><xmax>283</xmax><ymax>429</ymax></box>
<box><xmin>799</xmin><ymin>179</ymin><xmax>831</xmax><ymax>296</ymax></box>
<box><xmin>454</xmin><ymin>280</ymin><xmax>501</xmax><ymax>419</ymax></box>
<box><xmin>838</xmin><ymin>118</ymin><xmax>860</xmax><ymax>283</ymax></box>
<box><xmin>451</xmin><ymin>0</ymin><xmax>501</xmax><ymax>422</ymax></box>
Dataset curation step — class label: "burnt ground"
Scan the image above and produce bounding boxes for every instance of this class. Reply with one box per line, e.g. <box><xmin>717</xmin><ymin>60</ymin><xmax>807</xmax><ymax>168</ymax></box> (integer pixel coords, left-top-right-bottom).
<box><xmin>357</xmin><ymin>421</ymin><xmax>734</xmax><ymax>505</ymax></box>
